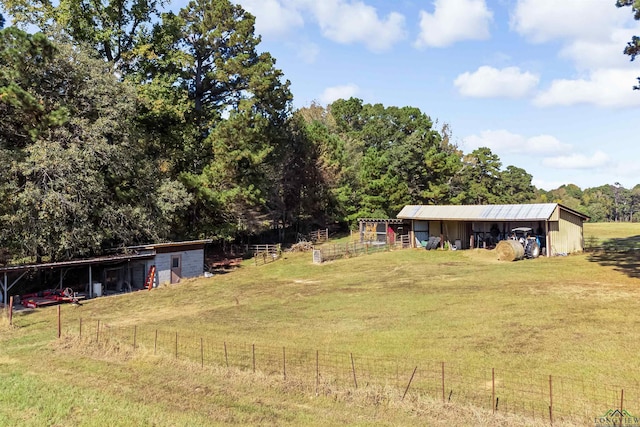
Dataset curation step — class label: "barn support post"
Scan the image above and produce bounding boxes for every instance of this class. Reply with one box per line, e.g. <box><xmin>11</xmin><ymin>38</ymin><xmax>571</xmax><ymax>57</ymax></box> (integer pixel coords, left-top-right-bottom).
<box><xmin>410</xmin><ymin>220</ymin><xmax>416</xmax><ymax>248</ymax></box>
<box><xmin>545</xmin><ymin>221</ymin><xmax>550</xmax><ymax>257</ymax></box>
<box><xmin>385</xmin><ymin>220</ymin><xmax>389</xmax><ymax>245</ymax></box>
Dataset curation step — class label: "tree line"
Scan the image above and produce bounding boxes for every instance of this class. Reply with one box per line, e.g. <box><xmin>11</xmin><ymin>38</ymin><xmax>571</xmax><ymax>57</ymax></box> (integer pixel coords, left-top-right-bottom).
<box><xmin>0</xmin><ymin>0</ymin><xmax>637</xmax><ymax>263</ymax></box>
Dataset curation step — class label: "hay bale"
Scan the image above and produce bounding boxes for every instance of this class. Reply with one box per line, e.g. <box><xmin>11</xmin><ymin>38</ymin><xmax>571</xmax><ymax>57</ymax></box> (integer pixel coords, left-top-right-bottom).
<box><xmin>495</xmin><ymin>240</ymin><xmax>525</xmax><ymax>261</ymax></box>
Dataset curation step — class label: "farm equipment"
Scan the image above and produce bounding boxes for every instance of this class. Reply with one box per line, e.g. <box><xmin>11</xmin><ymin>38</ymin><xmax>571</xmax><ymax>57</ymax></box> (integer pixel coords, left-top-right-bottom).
<box><xmin>510</xmin><ymin>227</ymin><xmax>541</xmax><ymax>259</ymax></box>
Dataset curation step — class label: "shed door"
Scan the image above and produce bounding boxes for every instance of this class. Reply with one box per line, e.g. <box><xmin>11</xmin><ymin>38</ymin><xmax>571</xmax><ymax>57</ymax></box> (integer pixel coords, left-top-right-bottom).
<box><xmin>171</xmin><ymin>255</ymin><xmax>182</xmax><ymax>284</ymax></box>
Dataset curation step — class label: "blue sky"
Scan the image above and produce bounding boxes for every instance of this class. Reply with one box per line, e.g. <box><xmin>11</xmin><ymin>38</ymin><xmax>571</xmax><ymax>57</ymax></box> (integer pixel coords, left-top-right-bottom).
<box><xmin>3</xmin><ymin>0</ymin><xmax>639</xmax><ymax>191</ymax></box>
<box><xmin>229</xmin><ymin>0</ymin><xmax>640</xmax><ymax>191</ymax></box>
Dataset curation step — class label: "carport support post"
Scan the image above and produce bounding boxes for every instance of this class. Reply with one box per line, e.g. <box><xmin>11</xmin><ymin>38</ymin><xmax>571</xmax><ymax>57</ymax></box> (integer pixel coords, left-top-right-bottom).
<box><xmin>88</xmin><ymin>265</ymin><xmax>93</xmax><ymax>298</ymax></box>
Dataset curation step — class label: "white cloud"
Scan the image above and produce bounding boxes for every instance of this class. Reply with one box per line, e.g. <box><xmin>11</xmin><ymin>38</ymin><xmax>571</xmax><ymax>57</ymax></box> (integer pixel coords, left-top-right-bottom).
<box><xmin>510</xmin><ymin>0</ymin><xmax>629</xmax><ymax>43</ymax></box>
<box><xmin>454</xmin><ymin>66</ymin><xmax>539</xmax><ymax>98</ymax></box>
<box><xmin>463</xmin><ymin>129</ymin><xmax>571</xmax><ymax>155</ymax></box>
<box><xmin>309</xmin><ymin>1</ymin><xmax>406</xmax><ymax>52</ymax></box>
<box><xmin>559</xmin><ymin>28</ymin><xmax>639</xmax><ymax>70</ymax></box>
<box><xmin>542</xmin><ymin>151</ymin><xmax>611</xmax><ymax>169</ymax></box>
<box><xmin>319</xmin><ymin>84</ymin><xmax>360</xmax><ymax>105</ymax></box>
<box><xmin>415</xmin><ymin>0</ymin><xmax>493</xmax><ymax>48</ymax></box>
<box><xmin>534</xmin><ymin>68</ymin><xmax>640</xmax><ymax>108</ymax></box>
<box><xmin>238</xmin><ymin>0</ymin><xmax>304</xmax><ymax>38</ymax></box>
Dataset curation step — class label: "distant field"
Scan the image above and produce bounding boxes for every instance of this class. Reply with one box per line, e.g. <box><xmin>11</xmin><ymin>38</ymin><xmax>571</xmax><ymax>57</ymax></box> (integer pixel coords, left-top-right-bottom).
<box><xmin>2</xmin><ymin>222</ymin><xmax>640</xmax><ymax>426</ymax></box>
<box><xmin>584</xmin><ymin>221</ymin><xmax>640</xmax><ymax>240</ymax></box>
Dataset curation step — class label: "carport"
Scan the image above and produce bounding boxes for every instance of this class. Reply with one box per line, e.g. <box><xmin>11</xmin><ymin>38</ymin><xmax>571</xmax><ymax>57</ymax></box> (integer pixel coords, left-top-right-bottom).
<box><xmin>0</xmin><ymin>252</ymin><xmax>155</xmax><ymax>306</ymax></box>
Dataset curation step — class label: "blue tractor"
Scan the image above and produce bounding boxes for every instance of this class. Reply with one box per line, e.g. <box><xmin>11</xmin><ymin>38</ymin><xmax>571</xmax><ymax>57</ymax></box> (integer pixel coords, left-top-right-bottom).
<box><xmin>511</xmin><ymin>227</ymin><xmax>541</xmax><ymax>259</ymax></box>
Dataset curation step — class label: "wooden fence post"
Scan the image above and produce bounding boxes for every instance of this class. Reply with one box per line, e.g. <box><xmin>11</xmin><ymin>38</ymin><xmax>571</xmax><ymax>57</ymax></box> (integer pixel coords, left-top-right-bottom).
<box><xmin>402</xmin><ymin>367</ymin><xmax>418</xmax><ymax>400</ymax></box>
<box><xmin>154</xmin><ymin>329</ymin><xmax>158</xmax><ymax>355</ymax></box>
<box><xmin>96</xmin><ymin>320</ymin><xmax>100</xmax><ymax>343</ymax></box>
<box><xmin>492</xmin><ymin>368</ymin><xmax>496</xmax><ymax>414</ymax></box>
<box><xmin>350</xmin><ymin>353</ymin><xmax>358</xmax><ymax>389</ymax></box>
<box><xmin>252</xmin><ymin>344</ymin><xmax>256</xmax><ymax>372</ymax></box>
<box><xmin>79</xmin><ymin>318</ymin><xmax>82</xmax><ymax>338</ymax></box>
<box><xmin>316</xmin><ymin>350</ymin><xmax>319</xmax><ymax>393</ymax></box>
<box><xmin>8</xmin><ymin>296</ymin><xmax>13</xmax><ymax>326</ymax></box>
<box><xmin>133</xmin><ymin>325</ymin><xmax>137</xmax><ymax>350</ymax></box>
<box><xmin>175</xmin><ymin>332</ymin><xmax>178</xmax><ymax>359</ymax></box>
<box><xmin>224</xmin><ymin>342</ymin><xmax>229</xmax><ymax>367</ymax></box>
<box><xmin>549</xmin><ymin>375</ymin><xmax>553</xmax><ymax>425</ymax></box>
<box><xmin>441</xmin><ymin>362</ymin><xmax>445</xmax><ymax>404</ymax></box>
<box><xmin>282</xmin><ymin>346</ymin><xmax>286</xmax><ymax>380</ymax></box>
<box><xmin>57</xmin><ymin>305</ymin><xmax>61</xmax><ymax>338</ymax></box>
<box><xmin>201</xmin><ymin>337</ymin><xmax>204</xmax><ymax>368</ymax></box>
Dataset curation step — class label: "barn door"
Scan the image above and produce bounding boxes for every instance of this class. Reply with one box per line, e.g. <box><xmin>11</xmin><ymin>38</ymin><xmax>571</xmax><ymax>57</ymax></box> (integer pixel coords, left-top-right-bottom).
<box><xmin>171</xmin><ymin>255</ymin><xmax>182</xmax><ymax>284</ymax></box>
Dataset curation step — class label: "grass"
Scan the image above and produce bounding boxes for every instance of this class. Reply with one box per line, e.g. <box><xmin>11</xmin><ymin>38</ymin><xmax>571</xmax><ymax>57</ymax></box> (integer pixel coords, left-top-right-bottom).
<box><xmin>3</xmin><ymin>223</ymin><xmax>640</xmax><ymax>425</ymax></box>
<box><xmin>584</xmin><ymin>221</ymin><xmax>640</xmax><ymax>240</ymax></box>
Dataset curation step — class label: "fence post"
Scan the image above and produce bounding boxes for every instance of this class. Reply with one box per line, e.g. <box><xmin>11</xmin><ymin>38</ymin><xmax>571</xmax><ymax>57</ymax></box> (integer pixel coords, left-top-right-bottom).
<box><xmin>8</xmin><ymin>296</ymin><xmax>13</xmax><ymax>326</ymax></box>
<box><xmin>350</xmin><ymin>353</ymin><xmax>358</xmax><ymax>389</ymax></box>
<box><xmin>175</xmin><ymin>332</ymin><xmax>178</xmax><ymax>359</ymax></box>
<box><xmin>224</xmin><ymin>341</ymin><xmax>229</xmax><ymax>367</ymax></box>
<box><xmin>402</xmin><ymin>367</ymin><xmax>418</xmax><ymax>400</ymax></box>
<box><xmin>441</xmin><ymin>362</ymin><xmax>445</xmax><ymax>404</ymax></box>
<box><xmin>96</xmin><ymin>320</ymin><xmax>100</xmax><ymax>343</ymax></box>
<box><xmin>283</xmin><ymin>347</ymin><xmax>286</xmax><ymax>380</ymax></box>
<box><xmin>316</xmin><ymin>350</ymin><xmax>319</xmax><ymax>393</ymax></box>
<box><xmin>200</xmin><ymin>337</ymin><xmax>204</xmax><ymax>368</ymax></box>
<box><xmin>154</xmin><ymin>329</ymin><xmax>158</xmax><ymax>355</ymax></box>
<box><xmin>492</xmin><ymin>368</ymin><xmax>495</xmax><ymax>414</ymax></box>
<box><xmin>252</xmin><ymin>344</ymin><xmax>256</xmax><ymax>372</ymax></box>
<box><xmin>57</xmin><ymin>305</ymin><xmax>61</xmax><ymax>338</ymax></box>
<box><xmin>133</xmin><ymin>325</ymin><xmax>137</xmax><ymax>350</ymax></box>
<box><xmin>549</xmin><ymin>375</ymin><xmax>553</xmax><ymax>425</ymax></box>
<box><xmin>79</xmin><ymin>318</ymin><xmax>82</xmax><ymax>338</ymax></box>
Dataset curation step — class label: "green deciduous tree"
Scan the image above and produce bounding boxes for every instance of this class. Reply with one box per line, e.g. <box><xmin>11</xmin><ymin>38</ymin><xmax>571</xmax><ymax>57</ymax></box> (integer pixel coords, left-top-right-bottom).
<box><xmin>0</xmin><ymin>28</ymin><xmax>189</xmax><ymax>261</ymax></box>
<box><xmin>0</xmin><ymin>0</ymin><xmax>163</xmax><ymax>66</ymax></box>
<box><xmin>617</xmin><ymin>0</ymin><xmax>640</xmax><ymax>89</ymax></box>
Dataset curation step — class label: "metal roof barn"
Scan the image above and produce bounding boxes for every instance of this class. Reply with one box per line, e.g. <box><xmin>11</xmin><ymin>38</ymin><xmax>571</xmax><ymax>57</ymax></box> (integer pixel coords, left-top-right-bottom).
<box><xmin>397</xmin><ymin>203</ymin><xmax>589</xmax><ymax>256</ymax></box>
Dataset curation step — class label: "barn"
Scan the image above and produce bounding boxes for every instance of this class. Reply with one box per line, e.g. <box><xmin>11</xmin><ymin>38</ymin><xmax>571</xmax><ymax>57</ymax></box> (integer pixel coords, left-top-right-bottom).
<box><xmin>396</xmin><ymin>203</ymin><xmax>589</xmax><ymax>256</ymax></box>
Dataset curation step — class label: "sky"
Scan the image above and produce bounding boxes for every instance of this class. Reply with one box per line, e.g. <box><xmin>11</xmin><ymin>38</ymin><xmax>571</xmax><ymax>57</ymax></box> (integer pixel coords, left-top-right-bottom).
<box><xmin>227</xmin><ymin>0</ymin><xmax>640</xmax><ymax>191</ymax></box>
<box><xmin>2</xmin><ymin>0</ymin><xmax>639</xmax><ymax>191</ymax></box>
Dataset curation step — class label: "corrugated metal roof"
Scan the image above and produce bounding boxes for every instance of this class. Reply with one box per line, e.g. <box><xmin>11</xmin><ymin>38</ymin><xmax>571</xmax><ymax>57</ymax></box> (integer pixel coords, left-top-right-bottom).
<box><xmin>396</xmin><ymin>203</ymin><xmax>559</xmax><ymax>221</ymax></box>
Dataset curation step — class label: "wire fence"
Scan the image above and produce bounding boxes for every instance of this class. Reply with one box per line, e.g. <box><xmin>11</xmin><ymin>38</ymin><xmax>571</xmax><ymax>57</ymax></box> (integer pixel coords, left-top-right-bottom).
<box><xmin>312</xmin><ymin>241</ymin><xmax>407</xmax><ymax>263</ymax></box>
<box><xmin>67</xmin><ymin>318</ymin><xmax>640</xmax><ymax>425</ymax></box>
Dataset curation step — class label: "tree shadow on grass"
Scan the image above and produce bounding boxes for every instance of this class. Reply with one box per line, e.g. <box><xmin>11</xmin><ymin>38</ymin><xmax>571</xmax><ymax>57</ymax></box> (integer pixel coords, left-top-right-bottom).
<box><xmin>587</xmin><ymin>235</ymin><xmax>640</xmax><ymax>279</ymax></box>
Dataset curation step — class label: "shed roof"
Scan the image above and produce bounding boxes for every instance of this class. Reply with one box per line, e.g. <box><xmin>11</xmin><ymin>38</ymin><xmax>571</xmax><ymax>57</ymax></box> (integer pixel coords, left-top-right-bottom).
<box><xmin>126</xmin><ymin>239</ymin><xmax>211</xmax><ymax>251</ymax></box>
<box><xmin>397</xmin><ymin>203</ymin><xmax>588</xmax><ymax>221</ymax></box>
<box><xmin>0</xmin><ymin>252</ymin><xmax>155</xmax><ymax>274</ymax></box>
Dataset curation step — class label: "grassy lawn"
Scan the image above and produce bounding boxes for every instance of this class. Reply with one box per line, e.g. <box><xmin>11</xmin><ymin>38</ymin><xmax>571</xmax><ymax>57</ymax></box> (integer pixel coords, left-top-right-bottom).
<box><xmin>2</xmin><ymin>223</ymin><xmax>640</xmax><ymax>425</ymax></box>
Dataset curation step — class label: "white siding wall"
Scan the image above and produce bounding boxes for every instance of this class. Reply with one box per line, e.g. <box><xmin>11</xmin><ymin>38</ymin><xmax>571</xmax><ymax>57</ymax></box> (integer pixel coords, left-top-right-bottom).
<box><xmin>156</xmin><ymin>249</ymin><xmax>204</xmax><ymax>285</ymax></box>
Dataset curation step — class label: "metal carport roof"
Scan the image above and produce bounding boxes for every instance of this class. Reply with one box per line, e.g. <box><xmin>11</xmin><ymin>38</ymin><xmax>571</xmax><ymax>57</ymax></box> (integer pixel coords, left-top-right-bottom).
<box><xmin>397</xmin><ymin>203</ymin><xmax>588</xmax><ymax>221</ymax></box>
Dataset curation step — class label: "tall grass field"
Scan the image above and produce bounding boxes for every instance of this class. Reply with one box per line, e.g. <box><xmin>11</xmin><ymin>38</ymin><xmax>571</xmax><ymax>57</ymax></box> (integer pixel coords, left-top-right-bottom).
<box><xmin>1</xmin><ymin>222</ymin><xmax>640</xmax><ymax>426</ymax></box>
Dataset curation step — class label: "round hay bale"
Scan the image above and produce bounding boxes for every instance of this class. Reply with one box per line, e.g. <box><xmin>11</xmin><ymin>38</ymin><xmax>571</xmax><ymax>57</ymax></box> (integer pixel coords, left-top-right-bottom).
<box><xmin>495</xmin><ymin>239</ymin><xmax>525</xmax><ymax>261</ymax></box>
